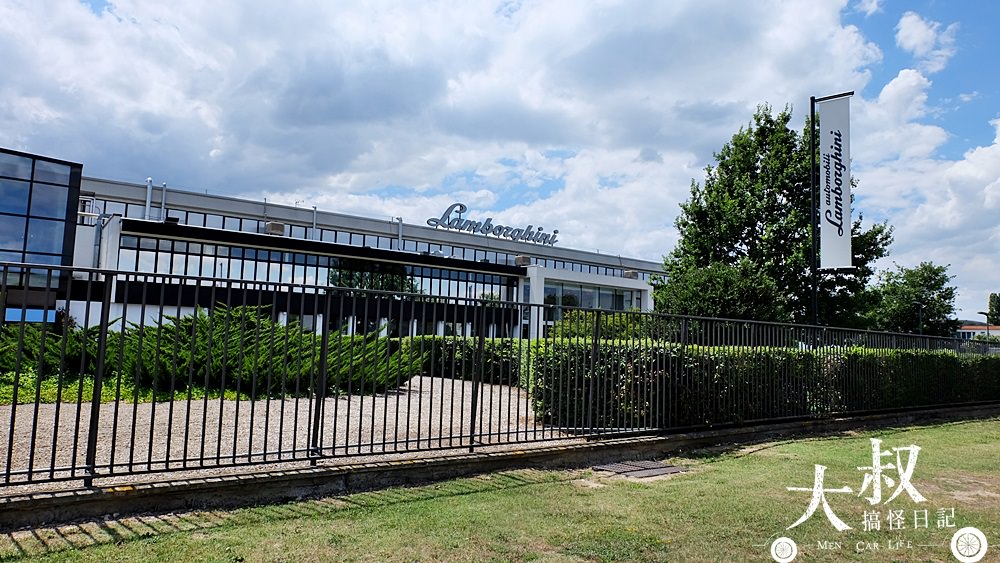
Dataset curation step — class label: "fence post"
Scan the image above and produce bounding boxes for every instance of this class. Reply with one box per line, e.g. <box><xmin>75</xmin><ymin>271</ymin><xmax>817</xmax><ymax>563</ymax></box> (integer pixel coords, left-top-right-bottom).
<box><xmin>468</xmin><ymin>302</ymin><xmax>486</xmax><ymax>452</ymax></box>
<box><xmin>310</xmin><ymin>292</ymin><xmax>331</xmax><ymax>464</ymax></box>
<box><xmin>83</xmin><ymin>272</ymin><xmax>115</xmax><ymax>488</ymax></box>
<box><xmin>588</xmin><ymin>310</ymin><xmax>602</xmax><ymax>434</ymax></box>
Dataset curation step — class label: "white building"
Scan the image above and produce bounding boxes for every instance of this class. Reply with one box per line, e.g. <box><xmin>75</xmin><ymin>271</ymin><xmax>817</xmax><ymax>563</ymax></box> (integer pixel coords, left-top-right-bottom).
<box><xmin>3</xmin><ymin>147</ymin><xmax>660</xmax><ymax>339</ymax></box>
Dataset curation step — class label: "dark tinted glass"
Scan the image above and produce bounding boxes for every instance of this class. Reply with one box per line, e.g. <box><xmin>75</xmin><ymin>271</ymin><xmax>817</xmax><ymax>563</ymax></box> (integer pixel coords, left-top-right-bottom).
<box><xmin>28</xmin><ymin>183</ymin><xmax>69</xmax><ymax>219</ymax></box>
<box><xmin>0</xmin><ymin>178</ymin><xmax>30</xmax><ymax>214</ymax></box>
<box><xmin>0</xmin><ymin>153</ymin><xmax>32</xmax><ymax>180</ymax></box>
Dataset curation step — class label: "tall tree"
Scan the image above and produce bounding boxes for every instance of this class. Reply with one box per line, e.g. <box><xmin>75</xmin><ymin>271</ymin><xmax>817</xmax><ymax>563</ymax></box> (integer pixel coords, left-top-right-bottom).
<box><xmin>988</xmin><ymin>292</ymin><xmax>1000</xmax><ymax>324</ymax></box>
<box><xmin>863</xmin><ymin>262</ymin><xmax>960</xmax><ymax>336</ymax></box>
<box><xmin>655</xmin><ymin>105</ymin><xmax>893</xmax><ymax>326</ymax></box>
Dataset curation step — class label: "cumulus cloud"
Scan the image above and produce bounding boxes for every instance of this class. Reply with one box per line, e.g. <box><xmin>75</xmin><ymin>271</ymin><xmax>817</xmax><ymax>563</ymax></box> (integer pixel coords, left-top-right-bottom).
<box><xmin>895</xmin><ymin>12</ymin><xmax>958</xmax><ymax>73</ymax></box>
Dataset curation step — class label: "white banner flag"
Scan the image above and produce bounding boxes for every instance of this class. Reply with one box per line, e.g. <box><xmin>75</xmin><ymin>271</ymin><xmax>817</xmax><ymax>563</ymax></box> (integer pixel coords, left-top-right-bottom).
<box><xmin>817</xmin><ymin>95</ymin><xmax>852</xmax><ymax>270</ymax></box>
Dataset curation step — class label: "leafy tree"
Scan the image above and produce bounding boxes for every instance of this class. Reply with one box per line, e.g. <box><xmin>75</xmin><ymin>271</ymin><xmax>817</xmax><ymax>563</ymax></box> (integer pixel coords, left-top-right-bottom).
<box><xmin>654</xmin><ymin>259</ymin><xmax>786</xmax><ymax>320</ymax></box>
<box><xmin>989</xmin><ymin>292</ymin><xmax>1000</xmax><ymax>325</ymax></box>
<box><xmin>655</xmin><ymin>105</ymin><xmax>893</xmax><ymax>326</ymax></box>
<box><xmin>862</xmin><ymin>262</ymin><xmax>960</xmax><ymax>336</ymax></box>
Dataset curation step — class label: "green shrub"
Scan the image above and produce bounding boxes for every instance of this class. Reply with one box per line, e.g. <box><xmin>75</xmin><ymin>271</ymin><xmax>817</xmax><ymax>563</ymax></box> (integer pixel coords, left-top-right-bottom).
<box><xmin>1</xmin><ymin>305</ymin><xmax>425</xmax><ymax>401</ymax></box>
<box><xmin>0</xmin><ymin>322</ymin><xmax>102</xmax><ymax>380</ymax></box>
<box><xmin>117</xmin><ymin>305</ymin><xmax>424</xmax><ymax>397</ymax></box>
<box><xmin>527</xmin><ymin>340</ymin><xmax>1000</xmax><ymax>429</ymax></box>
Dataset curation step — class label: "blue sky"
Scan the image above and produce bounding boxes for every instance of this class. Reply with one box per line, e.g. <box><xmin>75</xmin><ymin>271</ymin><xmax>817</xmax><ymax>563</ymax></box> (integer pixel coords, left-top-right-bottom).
<box><xmin>1</xmin><ymin>0</ymin><xmax>998</xmax><ymax>319</ymax></box>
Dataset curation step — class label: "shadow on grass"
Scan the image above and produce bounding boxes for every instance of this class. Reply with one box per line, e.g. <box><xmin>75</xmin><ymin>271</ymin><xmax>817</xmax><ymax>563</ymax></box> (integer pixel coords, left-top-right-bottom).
<box><xmin>0</xmin><ymin>469</ymin><xmax>569</xmax><ymax>561</ymax></box>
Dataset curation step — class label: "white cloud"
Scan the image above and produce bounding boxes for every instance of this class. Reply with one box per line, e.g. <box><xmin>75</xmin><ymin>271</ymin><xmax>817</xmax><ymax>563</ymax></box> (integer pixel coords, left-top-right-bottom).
<box><xmin>855</xmin><ymin>0</ymin><xmax>882</xmax><ymax>17</ymax></box>
<box><xmin>853</xmin><ymin>69</ymin><xmax>948</xmax><ymax>166</ymax></box>
<box><xmin>894</xmin><ymin>12</ymin><xmax>958</xmax><ymax>73</ymax></box>
<box><xmin>958</xmin><ymin>91</ymin><xmax>979</xmax><ymax>103</ymax></box>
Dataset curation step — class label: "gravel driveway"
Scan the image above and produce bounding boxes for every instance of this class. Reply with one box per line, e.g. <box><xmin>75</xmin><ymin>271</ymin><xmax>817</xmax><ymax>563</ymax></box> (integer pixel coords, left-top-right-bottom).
<box><xmin>1</xmin><ymin>376</ymin><xmax>555</xmax><ymax>491</ymax></box>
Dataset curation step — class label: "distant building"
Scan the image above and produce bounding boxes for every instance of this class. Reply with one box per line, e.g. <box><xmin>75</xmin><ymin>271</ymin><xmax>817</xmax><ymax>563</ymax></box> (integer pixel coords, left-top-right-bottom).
<box><xmin>955</xmin><ymin>324</ymin><xmax>1000</xmax><ymax>340</ymax></box>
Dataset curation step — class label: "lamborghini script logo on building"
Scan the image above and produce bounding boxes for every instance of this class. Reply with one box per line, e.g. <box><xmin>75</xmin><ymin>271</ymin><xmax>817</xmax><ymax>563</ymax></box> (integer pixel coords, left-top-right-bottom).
<box><xmin>426</xmin><ymin>203</ymin><xmax>560</xmax><ymax>246</ymax></box>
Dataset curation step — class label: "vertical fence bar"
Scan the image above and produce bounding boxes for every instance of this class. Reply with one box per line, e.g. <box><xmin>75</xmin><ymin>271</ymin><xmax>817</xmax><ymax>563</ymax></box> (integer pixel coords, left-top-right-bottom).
<box><xmin>468</xmin><ymin>302</ymin><xmax>485</xmax><ymax>453</ymax></box>
<box><xmin>310</xmin><ymin>290</ymin><xmax>330</xmax><ymax>464</ymax></box>
<box><xmin>83</xmin><ymin>272</ymin><xmax>114</xmax><ymax>488</ymax></box>
<box><xmin>588</xmin><ymin>310</ymin><xmax>601</xmax><ymax>435</ymax></box>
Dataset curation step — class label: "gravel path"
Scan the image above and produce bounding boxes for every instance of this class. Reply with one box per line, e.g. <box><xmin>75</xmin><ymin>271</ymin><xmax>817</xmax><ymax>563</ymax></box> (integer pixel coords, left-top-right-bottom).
<box><xmin>1</xmin><ymin>376</ymin><xmax>567</xmax><ymax>494</ymax></box>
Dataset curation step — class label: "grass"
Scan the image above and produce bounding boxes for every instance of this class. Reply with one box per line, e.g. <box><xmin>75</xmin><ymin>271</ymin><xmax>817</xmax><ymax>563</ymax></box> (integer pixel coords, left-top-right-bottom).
<box><xmin>1</xmin><ymin>418</ymin><xmax>998</xmax><ymax>562</ymax></box>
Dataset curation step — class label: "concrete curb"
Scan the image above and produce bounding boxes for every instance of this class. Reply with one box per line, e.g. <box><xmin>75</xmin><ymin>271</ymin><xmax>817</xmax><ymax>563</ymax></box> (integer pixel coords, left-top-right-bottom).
<box><xmin>2</xmin><ymin>403</ymin><xmax>998</xmax><ymax>530</ymax></box>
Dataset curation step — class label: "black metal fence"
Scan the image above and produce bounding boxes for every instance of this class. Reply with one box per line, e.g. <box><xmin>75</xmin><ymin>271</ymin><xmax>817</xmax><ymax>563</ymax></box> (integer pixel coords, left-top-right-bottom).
<box><xmin>2</xmin><ymin>262</ymin><xmax>998</xmax><ymax>489</ymax></box>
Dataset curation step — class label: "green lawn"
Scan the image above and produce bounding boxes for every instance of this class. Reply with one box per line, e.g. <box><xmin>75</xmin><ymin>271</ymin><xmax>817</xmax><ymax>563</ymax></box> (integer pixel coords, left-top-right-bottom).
<box><xmin>2</xmin><ymin>417</ymin><xmax>998</xmax><ymax>562</ymax></box>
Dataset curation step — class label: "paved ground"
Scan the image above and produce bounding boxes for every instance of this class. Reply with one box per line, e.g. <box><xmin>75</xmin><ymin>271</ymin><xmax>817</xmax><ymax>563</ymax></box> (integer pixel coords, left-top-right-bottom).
<box><xmin>1</xmin><ymin>376</ymin><xmax>565</xmax><ymax>494</ymax></box>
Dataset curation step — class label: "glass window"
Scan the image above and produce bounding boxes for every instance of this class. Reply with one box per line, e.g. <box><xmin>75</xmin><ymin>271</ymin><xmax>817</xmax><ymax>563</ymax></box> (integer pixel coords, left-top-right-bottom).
<box><xmin>562</xmin><ymin>285</ymin><xmax>582</xmax><ymax>308</ymax></box>
<box><xmin>32</xmin><ymin>161</ymin><xmax>71</xmax><ymax>185</ymax></box>
<box><xmin>119</xmin><ymin>248</ymin><xmax>138</xmax><ymax>269</ymax></box>
<box><xmin>137</xmin><ymin>250</ymin><xmax>155</xmax><ymax>272</ymax></box>
<box><xmin>0</xmin><ymin>179</ymin><xmax>30</xmax><ymax>215</ymax></box>
<box><xmin>156</xmin><ymin>251</ymin><xmax>171</xmax><ymax>274</ymax></box>
<box><xmin>599</xmin><ymin>288</ymin><xmax>614</xmax><ymax>310</ymax></box>
<box><xmin>205</xmin><ymin>214</ymin><xmax>223</xmax><ymax>228</ymax></box>
<box><xmin>25</xmin><ymin>218</ymin><xmax>64</xmax><ymax>254</ymax></box>
<box><xmin>186</xmin><ymin>254</ymin><xmax>201</xmax><ymax>277</ymax></box>
<box><xmin>187</xmin><ymin>211</ymin><xmax>204</xmax><ymax>227</ymax></box>
<box><xmin>125</xmin><ymin>203</ymin><xmax>145</xmax><ymax>218</ymax></box>
<box><xmin>24</xmin><ymin>253</ymin><xmax>62</xmax><ymax>266</ymax></box>
<box><xmin>0</xmin><ymin>153</ymin><xmax>33</xmax><ymax>180</ymax></box>
<box><xmin>224</xmin><ymin>216</ymin><xmax>241</xmax><ymax>231</ymax></box>
<box><xmin>0</xmin><ymin>217</ymin><xmax>25</xmax><ymax>252</ymax></box>
<box><xmin>103</xmin><ymin>200</ymin><xmax>126</xmax><ymax>216</ymax></box>
<box><xmin>0</xmin><ymin>250</ymin><xmax>23</xmax><ymax>263</ymax></box>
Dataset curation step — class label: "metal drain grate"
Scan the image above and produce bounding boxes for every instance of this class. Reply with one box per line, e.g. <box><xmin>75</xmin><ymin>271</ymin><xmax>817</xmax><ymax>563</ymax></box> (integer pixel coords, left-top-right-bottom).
<box><xmin>592</xmin><ymin>460</ymin><xmax>687</xmax><ymax>478</ymax></box>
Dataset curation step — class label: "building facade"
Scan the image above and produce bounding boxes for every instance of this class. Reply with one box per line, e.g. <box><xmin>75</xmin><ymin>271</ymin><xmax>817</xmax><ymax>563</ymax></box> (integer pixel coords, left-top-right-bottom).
<box><xmin>3</xmin><ymin>147</ymin><xmax>660</xmax><ymax>338</ymax></box>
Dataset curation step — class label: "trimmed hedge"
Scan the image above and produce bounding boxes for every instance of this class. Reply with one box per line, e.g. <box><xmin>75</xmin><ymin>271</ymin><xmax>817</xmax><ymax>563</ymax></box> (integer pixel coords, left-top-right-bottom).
<box><xmin>526</xmin><ymin>339</ymin><xmax>1000</xmax><ymax>429</ymax></box>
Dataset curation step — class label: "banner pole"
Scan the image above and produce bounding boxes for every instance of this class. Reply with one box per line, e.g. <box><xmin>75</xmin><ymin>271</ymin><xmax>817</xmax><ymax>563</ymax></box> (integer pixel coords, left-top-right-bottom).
<box><xmin>810</xmin><ymin>95</ymin><xmax>818</xmax><ymax>326</ymax></box>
